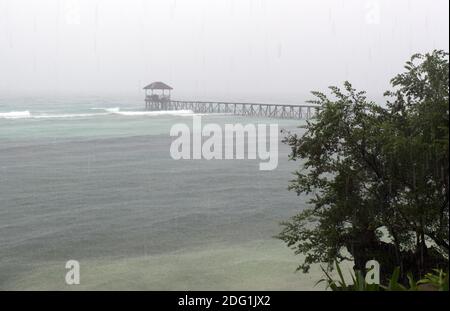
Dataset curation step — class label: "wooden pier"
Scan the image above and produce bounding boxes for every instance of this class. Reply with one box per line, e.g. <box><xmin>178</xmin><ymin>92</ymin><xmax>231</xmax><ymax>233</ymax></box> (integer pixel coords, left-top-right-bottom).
<box><xmin>143</xmin><ymin>81</ymin><xmax>318</xmax><ymax>120</ymax></box>
<box><xmin>145</xmin><ymin>99</ymin><xmax>319</xmax><ymax>120</ymax></box>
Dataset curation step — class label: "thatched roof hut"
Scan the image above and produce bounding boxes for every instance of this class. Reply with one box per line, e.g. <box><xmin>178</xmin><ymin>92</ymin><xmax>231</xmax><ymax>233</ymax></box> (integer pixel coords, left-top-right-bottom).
<box><xmin>143</xmin><ymin>82</ymin><xmax>173</xmax><ymax>104</ymax></box>
<box><xmin>143</xmin><ymin>81</ymin><xmax>173</xmax><ymax>90</ymax></box>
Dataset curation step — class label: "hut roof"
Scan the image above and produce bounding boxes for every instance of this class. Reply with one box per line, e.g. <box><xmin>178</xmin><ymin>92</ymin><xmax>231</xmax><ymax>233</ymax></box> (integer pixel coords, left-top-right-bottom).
<box><xmin>143</xmin><ymin>81</ymin><xmax>173</xmax><ymax>90</ymax></box>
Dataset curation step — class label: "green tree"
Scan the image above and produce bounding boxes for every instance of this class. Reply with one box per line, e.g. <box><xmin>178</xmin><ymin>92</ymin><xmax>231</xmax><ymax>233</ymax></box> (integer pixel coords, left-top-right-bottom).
<box><xmin>277</xmin><ymin>50</ymin><xmax>449</xmax><ymax>281</ymax></box>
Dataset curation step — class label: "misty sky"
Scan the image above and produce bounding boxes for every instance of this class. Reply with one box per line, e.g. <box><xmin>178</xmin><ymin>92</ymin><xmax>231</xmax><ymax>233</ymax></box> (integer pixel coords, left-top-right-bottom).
<box><xmin>0</xmin><ymin>0</ymin><xmax>448</xmax><ymax>102</ymax></box>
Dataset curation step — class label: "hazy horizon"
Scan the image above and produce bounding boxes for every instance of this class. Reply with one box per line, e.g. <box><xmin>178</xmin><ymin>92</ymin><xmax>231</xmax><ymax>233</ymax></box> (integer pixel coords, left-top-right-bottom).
<box><xmin>0</xmin><ymin>0</ymin><xmax>449</xmax><ymax>102</ymax></box>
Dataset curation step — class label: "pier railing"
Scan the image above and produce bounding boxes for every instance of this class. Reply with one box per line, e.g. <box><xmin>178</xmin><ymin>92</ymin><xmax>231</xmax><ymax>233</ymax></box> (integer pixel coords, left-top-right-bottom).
<box><xmin>145</xmin><ymin>100</ymin><xmax>319</xmax><ymax>120</ymax></box>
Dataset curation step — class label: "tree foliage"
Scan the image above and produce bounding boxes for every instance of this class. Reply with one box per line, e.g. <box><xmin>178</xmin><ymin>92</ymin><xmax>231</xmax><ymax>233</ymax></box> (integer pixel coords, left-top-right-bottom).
<box><xmin>277</xmin><ymin>50</ymin><xmax>449</xmax><ymax>280</ymax></box>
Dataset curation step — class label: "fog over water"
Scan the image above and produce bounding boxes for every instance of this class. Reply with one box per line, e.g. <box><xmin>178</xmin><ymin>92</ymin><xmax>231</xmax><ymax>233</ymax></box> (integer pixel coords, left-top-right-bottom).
<box><xmin>0</xmin><ymin>0</ymin><xmax>448</xmax><ymax>102</ymax></box>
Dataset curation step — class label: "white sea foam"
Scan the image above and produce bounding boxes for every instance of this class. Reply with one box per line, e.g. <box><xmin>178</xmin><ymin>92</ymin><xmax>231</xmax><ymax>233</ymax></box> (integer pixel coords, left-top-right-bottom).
<box><xmin>114</xmin><ymin>109</ymin><xmax>195</xmax><ymax>116</ymax></box>
<box><xmin>0</xmin><ymin>111</ymin><xmax>107</xmax><ymax>119</ymax></box>
<box><xmin>92</xmin><ymin>107</ymin><xmax>195</xmax><ymax>116</ymax></box>
<box><xmin>104</xmin><ymin>107</ymin><xmax>121</xmax><ymax>113</ymax></box>
<box><xmin>0</xmin><ymin>108</ymin><xmax>196</xmax><ymax>120</ymax></box>
<box><xmin>33</xmin><ymin>113</ymin><xmax>109</xmax><ymax>119</ymax></box>
<box><xmin>0</xmin><ymin>111</ymin><xmax>32</xmax><ymax>119</ymax></box>
<box><xmin>91</xmin><ymin>107</ymin><xmax>120</xmax><ymax>113</ymax></box>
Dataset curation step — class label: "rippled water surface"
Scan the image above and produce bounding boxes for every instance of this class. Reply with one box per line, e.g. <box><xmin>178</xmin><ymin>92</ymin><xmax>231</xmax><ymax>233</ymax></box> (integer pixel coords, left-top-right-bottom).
<box><xmin>0</xmin><ymin>97</ymin><xmax>317</xmax><ymax>290</ymax></box>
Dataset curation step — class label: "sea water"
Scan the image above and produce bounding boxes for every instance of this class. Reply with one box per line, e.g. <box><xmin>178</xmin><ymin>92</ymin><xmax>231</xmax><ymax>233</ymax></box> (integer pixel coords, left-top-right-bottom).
<box><xmin>0</xmin><ymin>96</ymin><xmax>320</xmax><ymax>290</ymax></box>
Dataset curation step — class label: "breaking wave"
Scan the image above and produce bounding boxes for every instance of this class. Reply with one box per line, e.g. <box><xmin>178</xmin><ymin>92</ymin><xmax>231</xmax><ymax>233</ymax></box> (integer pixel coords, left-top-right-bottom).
<box><xmin>106</xmin><ymin>108</ymin><xmax>194</xmax><ymax>116</ymax></box>
<box><xmin>0</xmin><ymin>111</ymin><xmax>32</xmax><ymax>119</ymax></box>
<box><xmin>92</xmin><ymin>107</ymin><xmax>195</xmax><ymax>116</ymax></box>
<box><xmin>0</xmin><ymin>108</ymin><xmax>196</xmax><ymax>119</ymax></box>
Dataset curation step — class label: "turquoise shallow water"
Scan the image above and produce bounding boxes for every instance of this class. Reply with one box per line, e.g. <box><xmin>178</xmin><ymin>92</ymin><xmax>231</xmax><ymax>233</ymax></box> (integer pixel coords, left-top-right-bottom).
<box><xmin>0</xmin><ymin>97</ymin><xmax>317</xmax><ymax>290</ymax></box>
